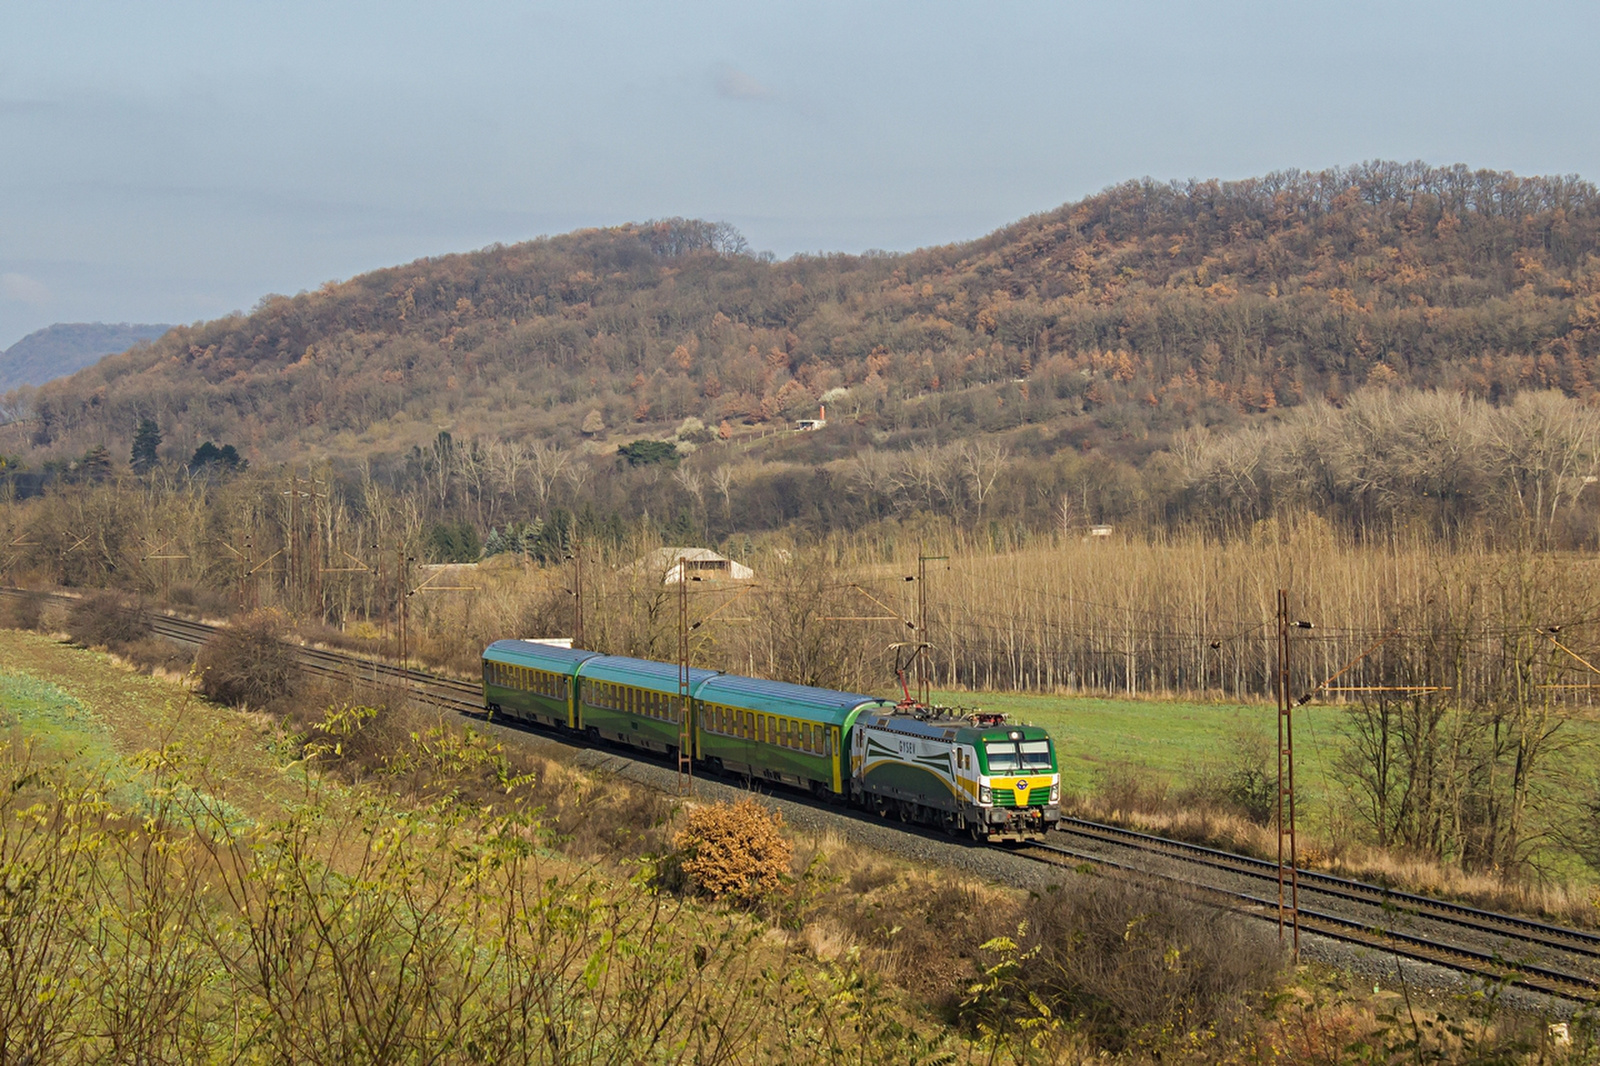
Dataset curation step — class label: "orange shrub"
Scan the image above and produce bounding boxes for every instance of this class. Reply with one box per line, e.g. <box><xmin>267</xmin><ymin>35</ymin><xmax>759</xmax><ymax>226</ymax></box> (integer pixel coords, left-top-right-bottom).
<box><xmin>672</xmin><ymin>798</ymin><xmax>793</xmax><ymax>904</ymax></box>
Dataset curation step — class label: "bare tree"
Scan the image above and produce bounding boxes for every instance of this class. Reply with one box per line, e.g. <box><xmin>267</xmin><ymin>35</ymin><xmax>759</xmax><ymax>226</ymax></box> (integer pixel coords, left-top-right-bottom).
<box><xmin>894</xmin><ymin>444</ymin><xmax>958</xmax><ymax>516</ymax></box>
<box><xmin>1488</xmin><ymin>391</ymin><xmax>1600</xmax><ymax>542</ymax></box>
<box><xmin>528</xmin><ymin>440</ymin><xmax>570</xmax><ymax>513</ymax></box>
<box><xmin>711</xmin><ymin>465</ymin><xmax>736</xmax><ymax>519</ymax></box>
<box><xmin>485</xmin><ymin>439</ymin><xmax>529</xmax><ymax>518</ymax></box>
<box><xmin>958</xmin><ymin>440</ymin><xmax>1010</xmax><ymax>523</ymax></box>
<box><xmin>673</xmin><ymin>465</ymin><xmax>706</xmax><ymax>532</ymax></box>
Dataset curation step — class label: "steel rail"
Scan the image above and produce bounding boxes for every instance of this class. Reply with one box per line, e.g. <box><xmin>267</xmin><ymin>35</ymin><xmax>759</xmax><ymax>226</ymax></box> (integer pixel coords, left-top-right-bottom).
<box><xmin>1017</xmin><ymin>840</ymin><xmax>1600</xmax><ymax>1001</ymax></box>
<box><xmin>1053</xmin><ymin>818</ymin><xmax>1600</xmax><ymax>959</ymax></box>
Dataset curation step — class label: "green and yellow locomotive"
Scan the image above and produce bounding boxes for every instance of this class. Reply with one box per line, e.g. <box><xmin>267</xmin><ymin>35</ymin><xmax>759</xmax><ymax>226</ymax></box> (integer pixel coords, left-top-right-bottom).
<box><xmin>482</xmin><ymin>638</ymin><xmax>1061</xmax><ymax>842</ymax></box>
<box><xmin>853</xmin><ymin>709</ymin><xmax>1060</xmax><ymax>841</ymax></box>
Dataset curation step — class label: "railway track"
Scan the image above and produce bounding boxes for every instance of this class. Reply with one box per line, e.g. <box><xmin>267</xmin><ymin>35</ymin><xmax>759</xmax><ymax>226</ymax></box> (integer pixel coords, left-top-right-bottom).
<box><xmin>141</xmin><ymin>612</ymin><xmax>482</xmax><ymax>711</ymax></box>
<box><xmin>6</xmin><ymin>587</ymin><xmax>1599</xmax><ymax>1001</ymax></box>
<box><xmin>1016</xmin><ymin>837</ymin><xmax>1600</xmax><ymax>1001</ymax></box>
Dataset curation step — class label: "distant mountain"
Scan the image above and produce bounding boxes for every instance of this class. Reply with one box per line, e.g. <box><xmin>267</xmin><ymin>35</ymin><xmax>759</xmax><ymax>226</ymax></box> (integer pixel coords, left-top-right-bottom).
<box><xmin>0</xmin><ymin>322</ymin><xmax>173</xmax><ymax>391</ymax></box>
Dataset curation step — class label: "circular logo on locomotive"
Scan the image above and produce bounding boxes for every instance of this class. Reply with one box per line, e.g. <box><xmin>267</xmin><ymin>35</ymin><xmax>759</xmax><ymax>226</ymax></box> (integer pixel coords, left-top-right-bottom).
<box><xmin>1013</xmin><ymin>779</ymin><xmax>1028</xmax><ymax>796</ymax></box>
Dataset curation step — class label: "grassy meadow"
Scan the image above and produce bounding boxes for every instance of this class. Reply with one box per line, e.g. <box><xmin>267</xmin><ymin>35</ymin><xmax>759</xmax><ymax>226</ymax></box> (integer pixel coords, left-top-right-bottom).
<box><xmin>966</xmin><ymin>683</ymin><xmax>1600</xmax><ymax>907</ymax></box>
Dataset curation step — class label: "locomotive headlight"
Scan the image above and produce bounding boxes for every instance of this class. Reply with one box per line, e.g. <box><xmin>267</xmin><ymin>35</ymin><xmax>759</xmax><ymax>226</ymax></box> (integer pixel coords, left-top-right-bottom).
<box><xmin>1050</xmin><ymin>783</ymin><xmax>1060</xmax><ymax>803</ymax></box>
<box><xmin>978</xmin><ymin>785</ymin><xmax>992</xmax><ymax>803</ymax></box>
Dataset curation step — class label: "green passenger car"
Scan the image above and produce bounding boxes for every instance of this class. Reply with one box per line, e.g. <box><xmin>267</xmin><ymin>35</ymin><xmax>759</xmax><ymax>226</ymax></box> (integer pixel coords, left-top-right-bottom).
<box><xmin>574</xmin><ymin>656</ymin><xmax>720</xmax><ymax>755</ymax></box>
<box><xmin>694</xmin><ymin>674</ymin><xmax>886</xmax><ymax>795</ymax></box>
<box><xmin>482</xmin><ymin>639</ymin><xmax>600</xmax><ymax>728</ymax></box>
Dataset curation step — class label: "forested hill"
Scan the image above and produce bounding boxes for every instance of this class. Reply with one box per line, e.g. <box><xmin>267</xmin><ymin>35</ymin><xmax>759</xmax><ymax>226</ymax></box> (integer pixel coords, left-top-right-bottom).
<box><xmin>13</xmin><ymin>161</ymin><xmax>1600</xmax><ymax>470</ymax></box>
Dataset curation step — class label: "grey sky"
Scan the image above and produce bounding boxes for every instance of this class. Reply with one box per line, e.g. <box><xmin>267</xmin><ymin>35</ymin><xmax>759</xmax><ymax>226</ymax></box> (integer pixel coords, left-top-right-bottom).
<box><xmin>2</xmin><ymin>0</ymin><xmax>1595</xmax><ymax>350</ymax></box>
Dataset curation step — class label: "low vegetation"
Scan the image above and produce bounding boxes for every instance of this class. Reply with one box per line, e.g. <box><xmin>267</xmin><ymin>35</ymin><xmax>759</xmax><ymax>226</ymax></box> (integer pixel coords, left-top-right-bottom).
<box><xmin>193</xmin><ymin>609</ymin><xmax>300</xmax><ymax>708</ymax></box>
<box><xmin>666</xmin><ymin>798</ymin><xmax>795</xmax><ymax>904</ymax></box>
<box><xmin>64</xmin><ymin>589</ymin><xmax>149</xmax><ymax>648</ymax></box>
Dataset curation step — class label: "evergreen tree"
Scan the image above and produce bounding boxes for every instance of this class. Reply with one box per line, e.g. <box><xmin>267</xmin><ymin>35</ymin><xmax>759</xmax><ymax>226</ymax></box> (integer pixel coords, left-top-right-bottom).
<box><xmin>483</xmin><ymin>527</ymin><xmax>506</xmax><ymax>557</ymax></box>
<box><xmin>130</xmin><ymin>418</ymin><xmax>161</xmax><ymax>473</ymax></box>
<box><xmin>78</xmin><ymin>445</ymin><xmax>112</xmax><ymax>482</ymax></box>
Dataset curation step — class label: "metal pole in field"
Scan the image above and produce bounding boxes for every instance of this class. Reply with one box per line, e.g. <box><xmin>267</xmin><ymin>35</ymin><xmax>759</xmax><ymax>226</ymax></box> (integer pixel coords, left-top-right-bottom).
<box><xmin>1275</xmin><ymin>588</ymin><xmax>1300</xmax><ymax>957</ymax></box>
<box><xmin>397</xmin><ymin>544</ymin><xmax>408</xmax><ymax>676</ymax></box>
<box><xmin>573</xmin><ymin>543</ymin><xmax>585</xmax><ymax>649</ymax></box>
<box><xmin>917</xmin><ymin>551</ymin><xmax>927</xmax><ymax>705</ymax></box>
<box><xmin>677</xmin><ymin>555</ymin><xmax>692</xmax><ymax>795</ymax></box>
<box><xmin>914</xmin><ymin>549</ymin><xmax>948</xmax><ymax>706</ymax></box>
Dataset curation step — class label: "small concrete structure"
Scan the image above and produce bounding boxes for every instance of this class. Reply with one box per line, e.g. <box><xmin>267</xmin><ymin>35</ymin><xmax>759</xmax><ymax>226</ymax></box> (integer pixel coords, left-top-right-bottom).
<box><xmin>633</xmin><ymin>547</ymin><xmax>755</xmax><ymax>585</ymax></box>
<box><xmin>795</xmin><ymin>403</ymin><xmax>828</xmax><ymax>431</ymax></box>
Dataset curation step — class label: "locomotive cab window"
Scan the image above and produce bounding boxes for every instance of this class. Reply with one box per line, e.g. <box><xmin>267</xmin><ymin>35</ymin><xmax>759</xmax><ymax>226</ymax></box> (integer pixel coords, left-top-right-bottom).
<box><xmin>1020</xmin><ymin>740</ymin><xmax>1052</xmax><ymax>769</ymax></box>
<box><xmin>984</xmin><ymin>743</ymin><xmax>1023</xmax><ymax>772</ymax></box>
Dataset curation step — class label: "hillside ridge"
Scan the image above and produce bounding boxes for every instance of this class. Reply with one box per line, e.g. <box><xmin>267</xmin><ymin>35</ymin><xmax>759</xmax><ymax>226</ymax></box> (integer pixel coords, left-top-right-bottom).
<box><xmin>7</xmin><ymin>161</ymin><xmax>1598</xmax><ymax>473</ymax></box>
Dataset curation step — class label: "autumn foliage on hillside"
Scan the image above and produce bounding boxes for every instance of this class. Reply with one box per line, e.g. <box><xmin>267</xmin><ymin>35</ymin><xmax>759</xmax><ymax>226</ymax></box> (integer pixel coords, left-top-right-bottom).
<box><xmin>12</xmin><ymin>161</ymin><xmax>1599</xmax><ymax>474</ymax></box>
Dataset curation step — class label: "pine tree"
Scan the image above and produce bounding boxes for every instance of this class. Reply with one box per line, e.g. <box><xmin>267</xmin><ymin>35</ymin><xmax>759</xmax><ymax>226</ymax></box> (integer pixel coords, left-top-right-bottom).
<box><xmin>483</xmin><ymin>527</ymin><xmax>506</xmax><ymax>557</ymax></box>
<box><xmin>130</xmin><ymin>418</ymin><xmax>161</xmax><ymax>473</ymax></box>
<box><xmin>78</xmin><ymin>445</ymin><xmax>112</xmax><ymax>482</ymax></box>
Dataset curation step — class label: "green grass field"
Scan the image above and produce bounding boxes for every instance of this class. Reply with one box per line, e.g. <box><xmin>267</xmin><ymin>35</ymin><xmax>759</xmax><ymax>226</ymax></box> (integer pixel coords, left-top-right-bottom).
<box><xmin>0</xmin><ymin>632</ymin><xmax>302</xmax><ymax>826</ymax></box>
<box><xmin>935</xmin><ymin>688</ymin><xmax>1600</xmax><ymax>839</ymax></box>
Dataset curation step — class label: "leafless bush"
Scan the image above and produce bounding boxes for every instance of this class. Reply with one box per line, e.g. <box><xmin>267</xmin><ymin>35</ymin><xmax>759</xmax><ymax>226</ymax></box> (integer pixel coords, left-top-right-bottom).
<box><xmin>65</xmin><ymin>591</ymin><xmax>149</xmax><ymax>648</ymax></box>
<box><xmin>195</xmin><ymin>610</ymin><xmax>298</xmax><ymax>707</ymax></box>
<box><xmin>0</xmin><ymin>591</ymin><xmax>43</xmax><ymax>631</ymax></box>
<box><xmin>1018</xmin><ymin>874</ymin><xmax>1282</xmax><ymax>1048</ymax></box>
<box><xmin>1087</xmin><ymin>762</ymin><xmax>1171</xmax><ymax>819</ymax></box>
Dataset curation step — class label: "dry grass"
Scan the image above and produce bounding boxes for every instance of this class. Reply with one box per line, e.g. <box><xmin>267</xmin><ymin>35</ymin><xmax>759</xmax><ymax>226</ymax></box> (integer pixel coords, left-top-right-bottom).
<box><xmin>1075</xmin><ymin>772</ymin><xmax>1600</xmax><ymax>929</ymax></box>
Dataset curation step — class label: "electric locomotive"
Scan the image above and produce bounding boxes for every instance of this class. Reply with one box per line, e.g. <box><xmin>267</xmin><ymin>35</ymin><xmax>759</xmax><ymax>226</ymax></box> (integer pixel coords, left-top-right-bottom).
<box><xmin>480</xmin><ymin>638</ymin><xmax>1061</xmax><ymax>842</ymax></box>
<box><xmin>853</xmin><ymin>707</ymin><xmax>1059</xmax><ymax>841</ymax></box>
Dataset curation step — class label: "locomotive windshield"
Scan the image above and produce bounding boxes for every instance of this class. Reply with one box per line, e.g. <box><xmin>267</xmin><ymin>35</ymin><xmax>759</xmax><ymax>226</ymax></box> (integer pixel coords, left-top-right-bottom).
<box><xmin>983</xmin><ymin>739</ymin><xmax>1055</xmax><ymax>773</ymax></box>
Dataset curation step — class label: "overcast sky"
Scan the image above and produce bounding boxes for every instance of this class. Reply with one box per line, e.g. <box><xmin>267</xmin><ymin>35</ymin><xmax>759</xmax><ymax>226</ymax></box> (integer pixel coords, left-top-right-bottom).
<box><xmin>2</xmin><ymin>0</ymin><xmax>1596</xmax><ymax>350</ymax></box>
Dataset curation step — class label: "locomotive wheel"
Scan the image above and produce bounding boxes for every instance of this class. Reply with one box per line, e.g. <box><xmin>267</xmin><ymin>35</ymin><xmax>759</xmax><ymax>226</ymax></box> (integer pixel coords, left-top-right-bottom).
<box><xmin>897</xmin><ymin>801</ymin><xmax>913</xmax><ymax>823</ymax></box>
<box><xmin>967</xmin><ymin>820</ymin><xmax>986</xmax><ymax>843</ymax></box>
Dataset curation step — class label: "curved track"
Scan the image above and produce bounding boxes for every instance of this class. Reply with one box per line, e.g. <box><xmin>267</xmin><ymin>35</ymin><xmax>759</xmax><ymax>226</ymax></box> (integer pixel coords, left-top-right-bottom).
<box><xmin>7</xmin><ymin>588</ymin><xmax>1598</xmax><ymax>1002</ymax></box>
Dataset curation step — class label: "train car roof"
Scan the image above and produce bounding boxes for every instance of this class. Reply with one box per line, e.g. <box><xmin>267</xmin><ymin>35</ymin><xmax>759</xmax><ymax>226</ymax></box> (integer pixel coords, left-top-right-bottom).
<box><xmin>577</xmin><ymin>655</ymin><xmax>721</xmax><ymax>692</ymax></box>
<box><xmin>483</xmin><ymin>640</ymin><xmax>602</xmax><ymax>672</ymax></box>
<box><xmin>860</xmin><ymin>712</ymin><xmax>1055</xmax><ymax>744</ymax></box>
<box><xmin>696</xmin><ymin>673</ymin><xmax>888</xmax><ymax>725</ymax></box>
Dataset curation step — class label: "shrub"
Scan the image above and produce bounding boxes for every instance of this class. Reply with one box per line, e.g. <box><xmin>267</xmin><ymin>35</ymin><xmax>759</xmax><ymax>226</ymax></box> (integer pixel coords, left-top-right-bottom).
<box><xmin>617</xmin><ymin>439</ymin><xmax>678</xmax><ymax>467</ymax></box>
<box><xmin>670</xmin><ymin>799</ymin><xmax>793</xmax><ymax>904</ymax></box>
<box><xmin>65</xmin><ymin>591</ymin><xmax>149</xmax><ymax>647</ymax></box>
<box><xmin>196</xmin><ymin>610</ymin><xmax>299</xmax><ymax>707</ymax></box>
<box><xmin>1</xmin><ymin>591</ymin><xmax>43</xmax><ymax>631</ymax></box>
<box><xmin>1018</xmin><ymin>875</ymin><xmax>1282</xmax><ymax>1048</ymax></box>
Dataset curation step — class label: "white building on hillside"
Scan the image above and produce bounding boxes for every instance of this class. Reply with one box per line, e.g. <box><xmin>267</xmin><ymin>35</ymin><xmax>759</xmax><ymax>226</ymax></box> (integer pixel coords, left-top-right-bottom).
<box><xmin>633</xmin><ymin>547</ymin><xmax>755</xmax><ymax>585</ymax></box>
